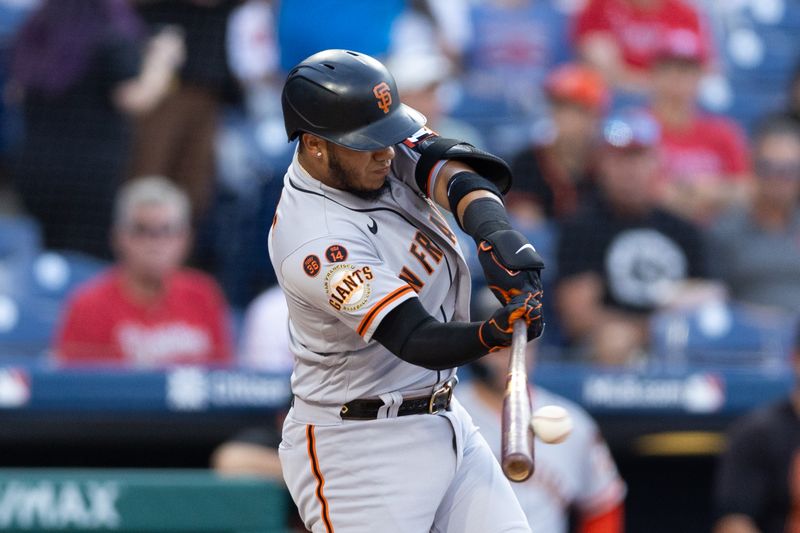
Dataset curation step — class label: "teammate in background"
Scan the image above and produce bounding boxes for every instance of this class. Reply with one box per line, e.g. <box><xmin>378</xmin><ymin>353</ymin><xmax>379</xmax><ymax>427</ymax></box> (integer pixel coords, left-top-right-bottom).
<box><xmin>649</xmin><ymin>29</ymin><xmax>751</xmax><ymax>225</ymax></box>
<box><xmin>54</xmin><ymin>177</ymin><xmax>233</xmax><ymax>367</ymax></box>
<box><xmin>712</xmin><ymin>321</ymin><xmax>800</xmax><ymax>533</ymax></box>
<box><xmin>572</xmin><ymin>0</ymin><xmax>714</xmax><ymax>95</ymax></box>
<box><xmin>270</xmin><ymin>50</ymin><xmax>544</xmax><ymax>532</ymax></box>
<box><xmin>458</xmin><ymin>345</ymin><xmax>626</xmax><ymax>533</ymax></box>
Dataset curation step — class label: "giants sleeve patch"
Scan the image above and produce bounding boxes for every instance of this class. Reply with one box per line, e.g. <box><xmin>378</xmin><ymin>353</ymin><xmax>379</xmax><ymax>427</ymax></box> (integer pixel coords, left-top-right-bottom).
<box><xmin>324</xmin><ymin>264</ymin><xmax>373</xmax><ymax>311</ymax></box>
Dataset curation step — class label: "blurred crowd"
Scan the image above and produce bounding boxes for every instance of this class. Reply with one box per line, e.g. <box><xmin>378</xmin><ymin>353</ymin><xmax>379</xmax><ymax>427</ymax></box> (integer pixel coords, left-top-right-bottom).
<box><xmin>2</xmin><ymin>0</ymin><xmax>794</xmax><ymax>370</ymax></box>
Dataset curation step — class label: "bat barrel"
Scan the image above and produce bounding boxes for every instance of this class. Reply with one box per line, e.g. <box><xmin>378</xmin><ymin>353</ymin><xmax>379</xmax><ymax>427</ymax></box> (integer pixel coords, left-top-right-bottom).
<box><xmin>501</xmin><ymin>320</ymin><xmax>534</xmax><ymax>482</ymax></box>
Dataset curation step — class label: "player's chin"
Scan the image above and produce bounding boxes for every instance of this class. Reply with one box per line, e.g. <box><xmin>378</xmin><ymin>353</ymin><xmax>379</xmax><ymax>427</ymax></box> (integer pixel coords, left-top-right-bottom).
<box><xmin>348</xmin><ymin>178</ymin><xmax>389</xmax><ymax>201</ymax></box>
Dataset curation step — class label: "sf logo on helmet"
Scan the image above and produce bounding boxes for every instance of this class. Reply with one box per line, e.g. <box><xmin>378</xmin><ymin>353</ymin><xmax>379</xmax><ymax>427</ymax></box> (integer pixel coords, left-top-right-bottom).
<box><xmin>373</xmin><ymin>82</ymin><xmax>392</xmax><ymax>114</ymax></box>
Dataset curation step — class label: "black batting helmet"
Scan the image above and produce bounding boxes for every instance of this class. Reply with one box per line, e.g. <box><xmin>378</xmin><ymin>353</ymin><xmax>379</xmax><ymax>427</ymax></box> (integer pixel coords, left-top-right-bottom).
<box><xmin>281</xmin><ymin>49</ymin><xmax>426</xmax><ymax>151</ymax></box>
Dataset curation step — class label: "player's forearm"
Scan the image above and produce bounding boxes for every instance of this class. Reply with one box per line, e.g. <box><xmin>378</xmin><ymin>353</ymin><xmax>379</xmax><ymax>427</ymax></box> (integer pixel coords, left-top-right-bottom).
<box><xmin>431</xmin><ymin>160</ymin><xmax>496</xmax><ymax>213</ymax></box>
<box><xmin>372</xmin><ymin>298</ymin><xmax>489</xmax><ymax>370</ymax></box>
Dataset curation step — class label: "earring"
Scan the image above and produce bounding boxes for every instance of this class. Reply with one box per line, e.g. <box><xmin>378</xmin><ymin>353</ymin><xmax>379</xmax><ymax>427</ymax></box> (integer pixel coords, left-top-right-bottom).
<box><xmin>316</xmin><ymin>152</ymin><xmax>322</xmax><ymax>157</ymax></box>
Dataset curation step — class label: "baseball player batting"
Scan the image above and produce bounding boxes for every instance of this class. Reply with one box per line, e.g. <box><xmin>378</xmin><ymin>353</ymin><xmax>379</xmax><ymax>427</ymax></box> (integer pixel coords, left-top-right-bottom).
<box><xmin>269</xmin><ymin>49</ymin><xmax>544</xmax><ymax>532</ymax></box>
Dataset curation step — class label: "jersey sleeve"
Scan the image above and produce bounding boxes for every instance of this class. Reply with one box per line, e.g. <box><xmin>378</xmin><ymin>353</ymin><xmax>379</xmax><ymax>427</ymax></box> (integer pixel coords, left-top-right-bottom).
<box><xmin>279</xmin><ymin>234</ymin><xmax>418</xmax><ymax>342</ymax></box>
<box><xmin>574</xmin><ymin>413</ymin><xmax>626</xmax><ymax>517</ymax></box>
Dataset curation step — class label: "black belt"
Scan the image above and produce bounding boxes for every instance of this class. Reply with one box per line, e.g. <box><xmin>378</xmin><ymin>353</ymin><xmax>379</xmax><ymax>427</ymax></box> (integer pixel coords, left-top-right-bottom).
<box><xmin>340</xmin><ymin>378</ymin><xmax>457</xmax><ymax>420</ymax></box>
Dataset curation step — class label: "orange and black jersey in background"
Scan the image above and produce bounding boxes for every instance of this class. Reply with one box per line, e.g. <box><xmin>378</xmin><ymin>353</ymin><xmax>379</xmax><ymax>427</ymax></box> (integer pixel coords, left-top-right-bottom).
<box><xmin>714</xmin><ymin>399</ymin><xmax>800</xmax><ymax>533</ymax></box>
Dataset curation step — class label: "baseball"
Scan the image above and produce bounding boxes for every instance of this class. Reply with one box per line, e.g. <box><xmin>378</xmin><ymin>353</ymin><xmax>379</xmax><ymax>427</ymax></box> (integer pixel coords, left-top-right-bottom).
<box><xmin>531</xmin><ymin>405</ymin><xmax>573</xmax><ymax>444</ymax></box>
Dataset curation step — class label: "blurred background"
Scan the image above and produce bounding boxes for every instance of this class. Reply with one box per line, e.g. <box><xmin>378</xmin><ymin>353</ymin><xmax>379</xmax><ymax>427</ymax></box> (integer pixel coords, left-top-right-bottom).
<box><xmin>0</xmin><ymin>0</ymin><xmax>798</xmax><ymax>532</ymax></box>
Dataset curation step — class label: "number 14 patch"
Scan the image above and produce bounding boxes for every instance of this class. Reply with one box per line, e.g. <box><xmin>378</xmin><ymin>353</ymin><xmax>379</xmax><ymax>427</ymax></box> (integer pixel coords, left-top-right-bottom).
<box><xmin>325</xmin><ymin>245</ymin><xmax>348</xmax><ymax>263</ymax></box>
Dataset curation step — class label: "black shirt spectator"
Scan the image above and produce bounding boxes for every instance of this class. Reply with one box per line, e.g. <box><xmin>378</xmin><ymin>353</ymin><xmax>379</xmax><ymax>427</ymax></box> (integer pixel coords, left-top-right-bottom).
<box><xmin>558</xmin><ymin>196</ymin><xmax>706</xmax><ymax>314</ymax></box>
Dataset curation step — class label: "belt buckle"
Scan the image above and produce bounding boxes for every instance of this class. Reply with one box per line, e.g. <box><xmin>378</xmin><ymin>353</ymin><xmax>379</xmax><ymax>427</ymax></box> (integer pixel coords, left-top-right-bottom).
<box><xmin>428</xmin><ymin>378</ymin><xmax>456</xmax><ymax>414</ymax></box>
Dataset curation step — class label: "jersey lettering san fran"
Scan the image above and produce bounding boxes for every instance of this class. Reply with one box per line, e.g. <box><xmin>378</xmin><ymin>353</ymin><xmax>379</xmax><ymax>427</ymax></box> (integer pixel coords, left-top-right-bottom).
<box><xmin>268</xmin><ymin>128</ymin><xmax>471</xmax><ymax>416</ymax></box>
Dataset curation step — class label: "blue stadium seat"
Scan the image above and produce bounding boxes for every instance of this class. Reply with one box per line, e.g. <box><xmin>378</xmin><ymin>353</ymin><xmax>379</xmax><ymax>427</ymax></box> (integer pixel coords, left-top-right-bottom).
<box><xmin>0</xmin><ymin>293</ymin><xmax>59</xmax><ymax>358</ymax></box>
<box><xmin>0</xmin><ymin>215</ymin><xmax>41</xmax><ymax>297</ymax></box>
<box><xmin>26</xmin><ymin>250</ymin><xmax>108</xmax><ymax>301</ymax></box>
<box><xmin>701</xmin><ymin>0</ymin><xmax>800</xmax><ymax>130</ymax></box>
<box><xmin>649</xmin><ymin>301</ymin><xmax>795</xmax><ymax>370</ymax></box>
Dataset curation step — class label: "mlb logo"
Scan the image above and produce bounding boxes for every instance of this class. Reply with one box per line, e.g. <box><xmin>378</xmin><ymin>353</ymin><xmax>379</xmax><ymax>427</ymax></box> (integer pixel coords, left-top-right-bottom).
<box><xmin>0</xmin><ymin>368</ymin><xmax>30</xmax><ymax>408</ymax></box>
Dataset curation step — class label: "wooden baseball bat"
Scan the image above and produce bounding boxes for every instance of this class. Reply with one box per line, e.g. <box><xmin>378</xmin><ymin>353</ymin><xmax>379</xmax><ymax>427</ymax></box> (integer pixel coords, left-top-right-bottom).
<box><xmin>501</xmin><ymin>319</ymin><xmax>534</xmax><ymax>482</ymax></box>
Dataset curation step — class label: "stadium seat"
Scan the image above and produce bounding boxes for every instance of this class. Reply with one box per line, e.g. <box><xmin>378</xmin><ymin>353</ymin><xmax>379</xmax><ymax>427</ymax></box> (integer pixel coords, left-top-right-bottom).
<box><xmin>0</xmin><ymin>293</ymin><xmax>59</xmax><ymax>359</ymax></box>
<box><xmin>0</xmin><ymin>215</ymin><xmax>41</xmax><ymax>297</ymax></box>
<box><xmin>710</xmin><ymin>0</ymin><xmax>800</xmax><ymax>129</ymax></box>
<box><xmin>649</xmin><ymin>301</ymin><xmax>795</xmax><ymax>370</ymax></box>
<box><xmin>27</xmin><ymin>250</ymin><xmax>109</xmax><ymax>301</ymax></box>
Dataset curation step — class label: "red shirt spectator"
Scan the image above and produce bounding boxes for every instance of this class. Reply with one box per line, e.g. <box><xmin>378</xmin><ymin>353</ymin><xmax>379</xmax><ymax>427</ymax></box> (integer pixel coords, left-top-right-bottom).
<box><xmin>54</xmin><ymin>176</ymin><xmax>233</xmax><ymax>367</ymax></box>
<box><xmin>572</xmin><ymin>0</ymin><xmax>713</xmax><ymax>93</ymax></box>
<box><xmin>658</xmin><ymin>114</ymin><xmax>750</xmax><ymax>186</ymax></box>
<box><xmin>56</xmin><ymin>268</ymin><xmax>232</xmax><ymax>366</ymax></box>
<box><xmin>647</xmin><ymin>29</ymin><xmax>751</xmax><ymax>224</ymax></box>
<box><xmin>573</xmin><ymin>0</ymin><xmax>712</xmax><ymax>70</ymax></box>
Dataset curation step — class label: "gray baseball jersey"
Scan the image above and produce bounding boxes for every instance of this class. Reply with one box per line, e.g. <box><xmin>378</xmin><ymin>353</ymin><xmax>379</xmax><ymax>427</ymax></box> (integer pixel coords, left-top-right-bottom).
<box><xmin>270</xmin><ymin>130</ymin><xmax>533</xmax><ymax>533</ymax></box>
<box><xmin>268</xmin><ymin>128</ymin><xmax>471</xmax><ymax>417</ymax></box>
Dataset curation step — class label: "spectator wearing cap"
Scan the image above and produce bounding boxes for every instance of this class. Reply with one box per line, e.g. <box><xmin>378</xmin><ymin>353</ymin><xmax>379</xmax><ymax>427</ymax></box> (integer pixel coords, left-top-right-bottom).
<box><xmin>556</xmin><ymin>109</ymin><xmax>707</xmax><ymax>365</ymax></box>
<box><xmin>54</xmin><ymin>177</ymin><xmax>233</xmax><ymax>367</ymax></box>
<box><xmin>572</xmin><ymin>0</ymin><xmax>715</xmax><ymax>95</ymax></box>
<box><xmin>707</xmin><ymin>116</ymin><xmax>800</xmax><ymax>315</ymax></box>
<box><xmin>650</xmin><ymin>29</ymin><xmax>751</xmax><ymax>225</ymax></box>
<box><xmin>712</xmin><ymin>320</ymin><xmax>800</xmax><ymax>533</ymax></box>
<box><xmin>509</xmin><ymin>63</ymin><xmax>610</xmax><ymax>225</ymax></box>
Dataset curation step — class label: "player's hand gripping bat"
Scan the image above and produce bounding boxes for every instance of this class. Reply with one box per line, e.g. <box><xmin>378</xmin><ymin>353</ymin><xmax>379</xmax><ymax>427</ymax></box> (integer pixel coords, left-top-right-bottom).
<box><xmin>501</xmin><ymin>319</ymin><xmax>534</xmax><ymax>482</ymax></box>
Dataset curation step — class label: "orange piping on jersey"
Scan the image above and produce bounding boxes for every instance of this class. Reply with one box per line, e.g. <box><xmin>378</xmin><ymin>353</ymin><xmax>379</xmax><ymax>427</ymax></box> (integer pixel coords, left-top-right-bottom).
<box><xmin>357</xmin><ymin>285</ymin><xmax>414</xmax><ymax>337</ymax></box>
<box><xmin>578</xmin><ymin>501</ymin><xmax>624</xmax><ymax>533</ymax></box>
<box><xmin>425</xmin><ymin>159</ymin><xmax>447</xmax><ymax>197</ymax></box>
<box><xmin>306</xmin><ymin>425</ymin><xmax>334</xmax><ymax>532</ymax></box>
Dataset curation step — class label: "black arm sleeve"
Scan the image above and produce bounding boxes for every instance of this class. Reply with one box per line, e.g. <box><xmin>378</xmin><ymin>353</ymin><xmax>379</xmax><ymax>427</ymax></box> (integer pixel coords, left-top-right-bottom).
<box><xmin>372</xmin><ymin>298</ymin><xmax>488</xmax><ymax>370</ymax></box>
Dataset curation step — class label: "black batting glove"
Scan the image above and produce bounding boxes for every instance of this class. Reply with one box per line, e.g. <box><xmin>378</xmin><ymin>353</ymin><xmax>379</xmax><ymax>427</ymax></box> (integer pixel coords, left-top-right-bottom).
<box><xmin>478</xmin><ymin>291</ymin><xmax>544</xmax><ymax>351</ymax></box>
<box><xmin>477</xmin><ymin>229</ymin><xmax>544</xmax><ymax>304</ymax></box>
